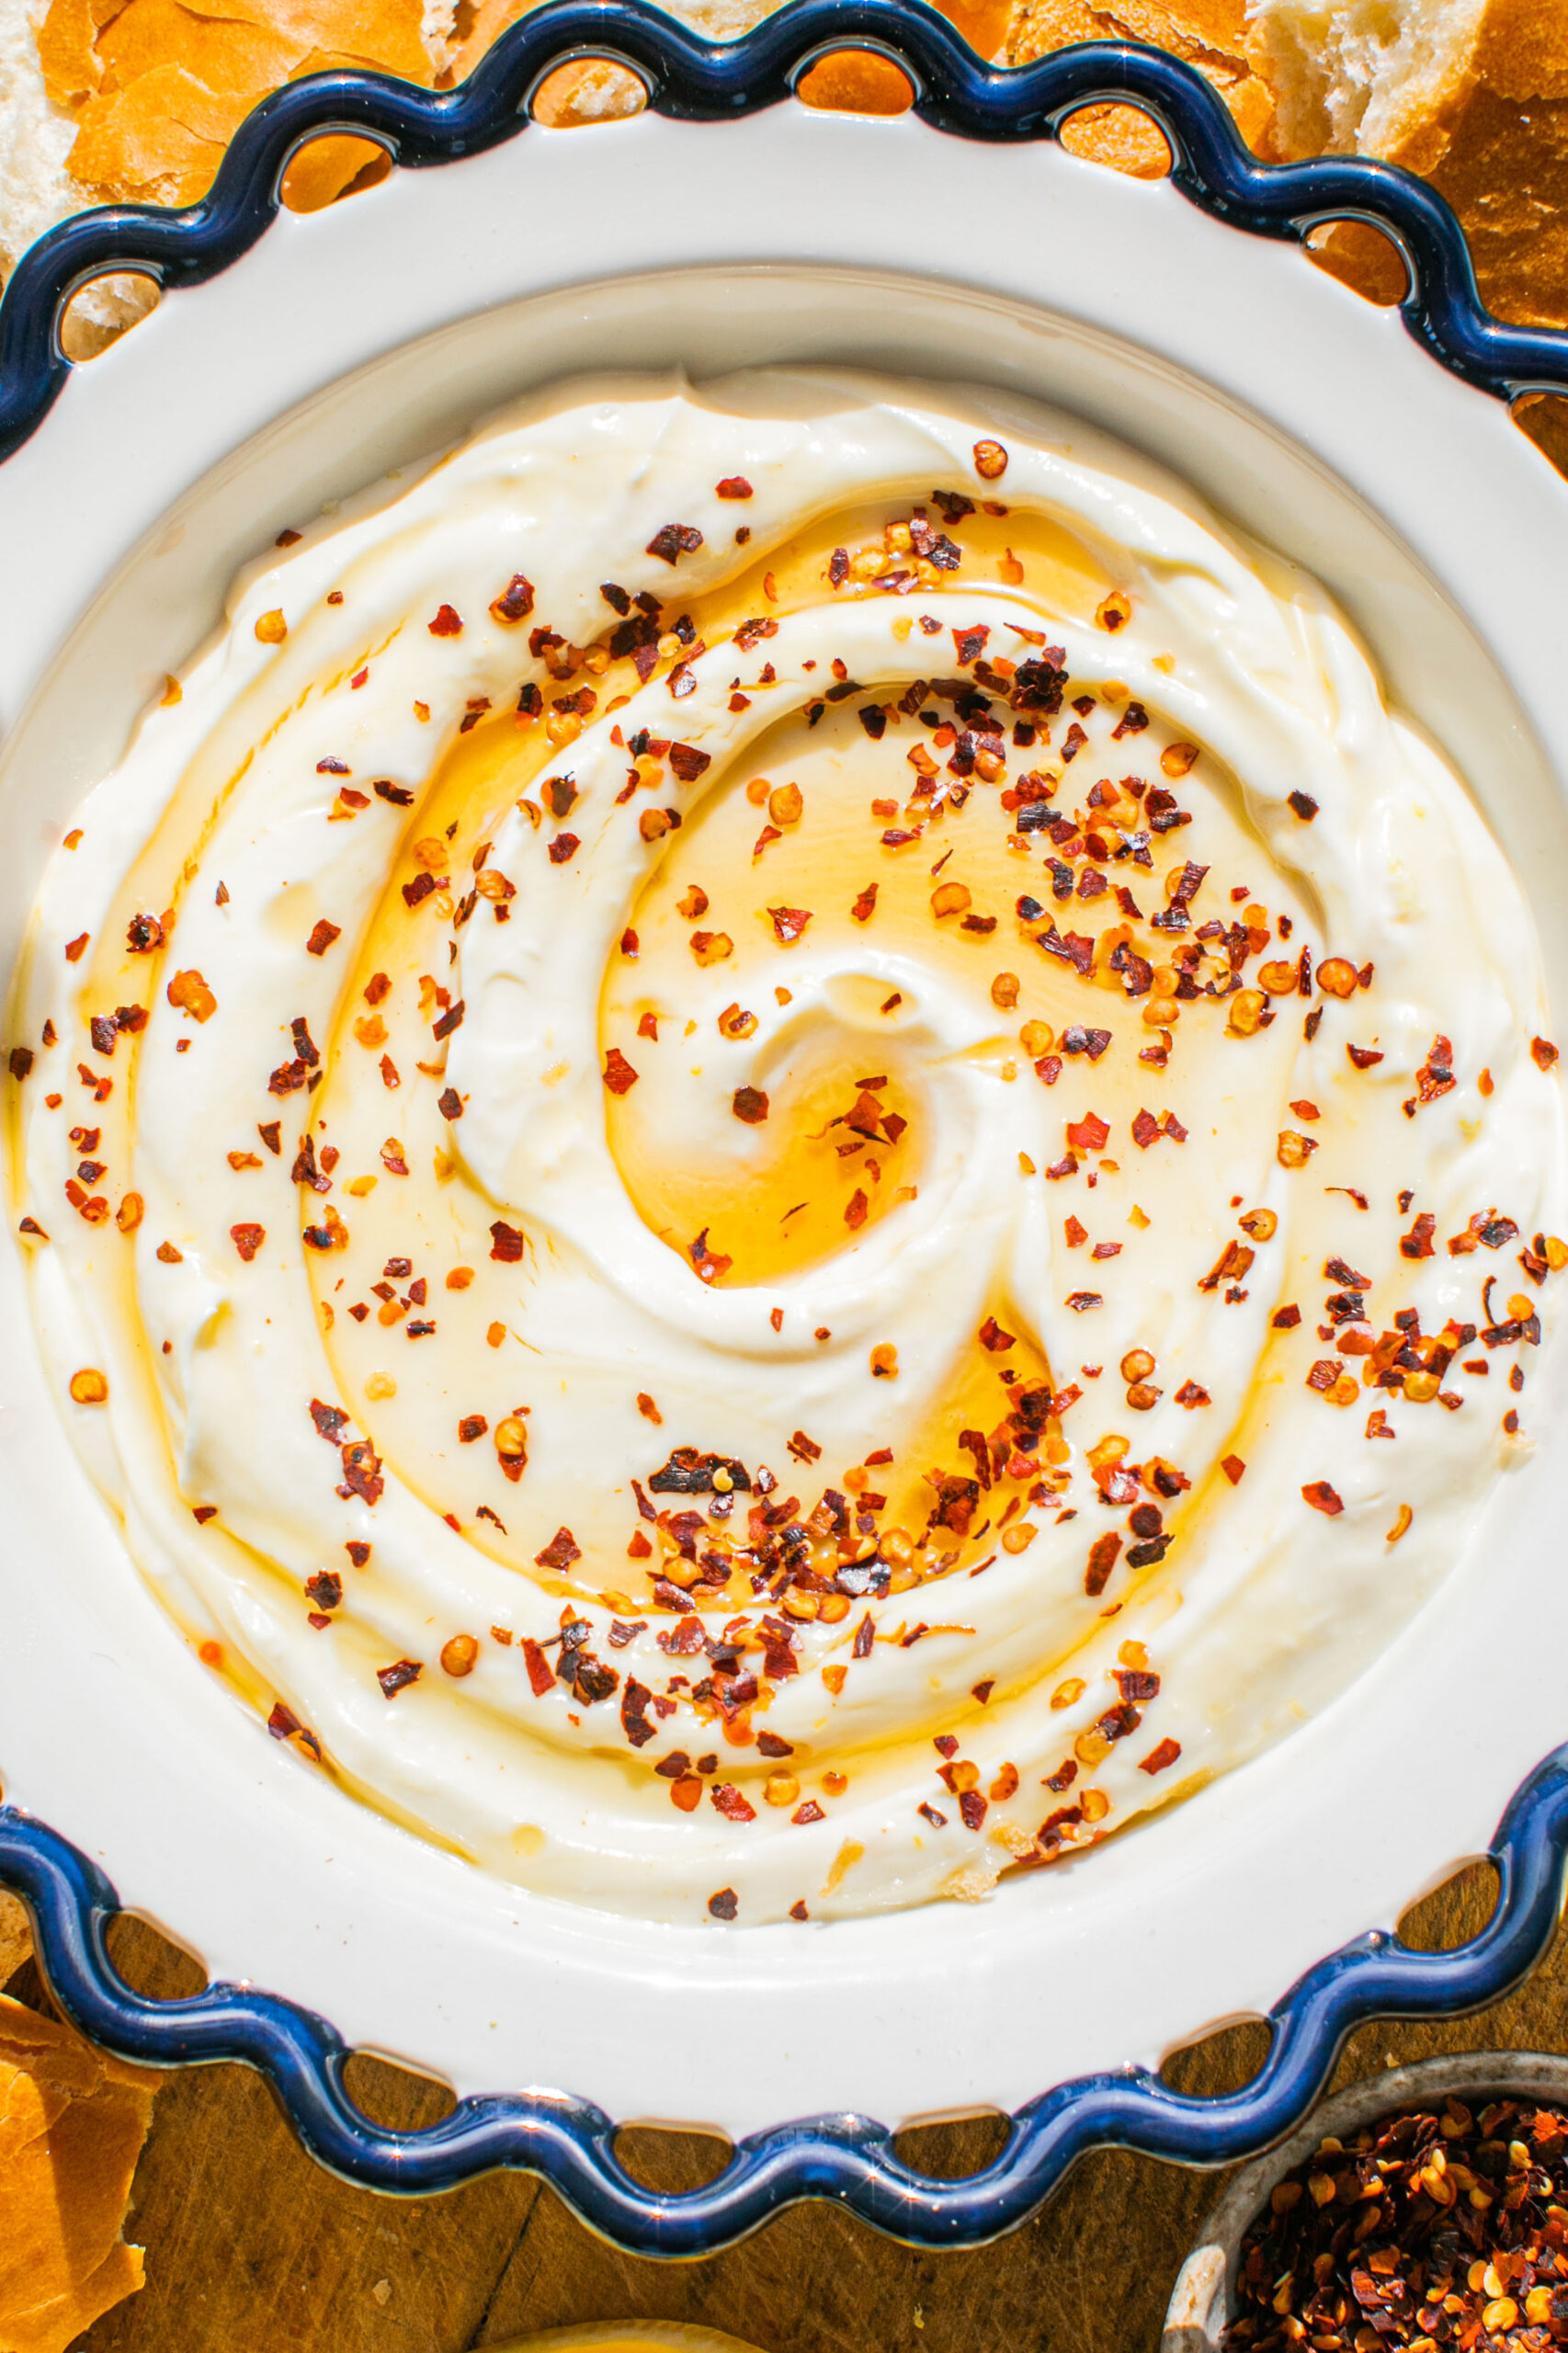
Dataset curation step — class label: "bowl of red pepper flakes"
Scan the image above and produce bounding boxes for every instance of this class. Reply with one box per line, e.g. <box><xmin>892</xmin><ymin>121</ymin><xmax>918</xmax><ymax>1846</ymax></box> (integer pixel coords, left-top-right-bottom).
<box><xmin>1163</xmin><ymin>2054</ymin><xmax>1568</xmax><ymax>2353</ymax></box>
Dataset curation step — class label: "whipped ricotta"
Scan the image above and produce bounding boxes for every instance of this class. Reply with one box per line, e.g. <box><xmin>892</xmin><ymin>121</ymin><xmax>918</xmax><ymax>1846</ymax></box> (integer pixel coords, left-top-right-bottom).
<box><xmin>8</xmin><ymin>368</ymin><xmax>1563</xmax><ymax>1924</ymax></box>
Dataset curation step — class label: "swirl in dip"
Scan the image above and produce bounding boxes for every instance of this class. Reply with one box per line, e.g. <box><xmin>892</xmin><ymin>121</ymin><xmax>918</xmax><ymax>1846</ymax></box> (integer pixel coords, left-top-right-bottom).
<box><xmin>8</xmin><ymin>369</ymin><xmax>1564</xmax><ymax>1925</ymax></box>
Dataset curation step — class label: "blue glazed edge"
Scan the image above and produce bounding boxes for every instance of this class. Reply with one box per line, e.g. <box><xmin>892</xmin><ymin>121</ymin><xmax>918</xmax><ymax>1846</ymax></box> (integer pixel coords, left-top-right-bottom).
<box><xmin>3</xmin><ymin>1748</ymin><xmax>1566</xmax><ymax>2248</ymax></box>
<box><xmin>4</xmin><ymin>0</ymin><xmax>1568</xmax><ymax>469</ymax></box>
<box><xmin>4</xmin><ymin>0</ymin><xmax>1568</xmax><ymax>2249</ymax></box>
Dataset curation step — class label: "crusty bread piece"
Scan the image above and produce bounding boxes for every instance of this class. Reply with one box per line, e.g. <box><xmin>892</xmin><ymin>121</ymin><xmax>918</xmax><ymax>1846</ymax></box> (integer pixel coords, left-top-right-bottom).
<box><xmin>1006</xmin><ymin>0</ymin><xmax>1275</xmax><ymax>172</ymax></box>
<box><xmin>1249</xmin><ymin>0</ymin><xmax>1484</xmax><ymax>162</ymax></box>
<box><xmin>0</xmin><ymin>1990</ymin><xmax>160</xmax><ymax>2353</ymax></box>
<box><xmin>0</xmin><ymin>1888</ymin><xmax>29</xmax><ymax>1984</ymax></box>
<box><xmin>1250</xmin><ymin>0</ymin><xmax>1568</xmax><ymax>336</ymax></box>
<box><xmin>0</xmin><ymin>0</ymin><xmax>153</xmax><ymax>347</ymax></box>
<box><xmin>0</xmin><ymin>0</ymin><xmax>452</xmax><ymax>347</ymax></box>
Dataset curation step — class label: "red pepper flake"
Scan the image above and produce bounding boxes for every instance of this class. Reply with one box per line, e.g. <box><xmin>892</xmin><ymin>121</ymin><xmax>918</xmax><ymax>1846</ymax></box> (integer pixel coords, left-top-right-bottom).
<box><xmin>668</xmin><ymin>743</ymin><xmax>711</xmax><ymax>784</ymax></box>
<box><xmin>647</xmin><ymin>524</ymin><xmax>704</xmax><ymax>564</ymax></box>
<box><xmin>1273</xmin><ymin>1304</ymin><xmax>1301</xmax><ymax>1329</ymax></box>
<box><xmin>374</xmin><ymin>779</ymin><xmax>412</xmax><ymax>805</ymax></box>
<box><xmin>789</xmin><ymin>1429</ymin><xmax>823</xmax><ymax>1462</ymax></box>
<box><xmin>1139</xmin><ymin>1737</ymin><xmax>1182</xmax><ymax>1776</ymax></box>
<box><xmin>845</xmin><ymin>1189</ymin><xmax>869</xmax><ymax>1230</ymax></box>
<box><xmin>1174</xmin><ymin>1381</ymin><xmax>1210</xmax><ymax>1407</ymax></box>
<box><xmin>853</xmin><ymin>1612</ymin><xmax>875</xmax><ymax>1658</ymax></box>
<box><xmin>1110</xmin><ymin>702</ymin><xmax>1149</xmax><ymax>739</ymax></box>
<box><xmin>258</xmin><ymin>1120</ymin><xmax>282</xmax><ymax>1154</ymax></box>
<box><xmin>851</xmin><ymin>885</ymin><xmax>879</xmax><ymax>924</ymax></box>
<box><xmin>1346</xmin><ymin>1043</ymin><xmax>1384</xmax><ymax>1070</ymax></box>
<box><xmin>1534</xmin><ymin>1037</ymin><xmax>1560</xmax><ymax>1071</ymax></box>
<box><xmin>8</xmin><ymin>1047</ymin><xmax>33</xmax><ymax>1080</ymax></box>
<box><xmin>1302</xmin><ymin>1480</ymin><xmax>1344</xmax><ymax>1516</ymax></box>
<box><xmin>1403</xmin><ymin>1032</ymin><xmax>1456</xmax><ymax>1117</ymax></box>
<box><xmin>267</xmin><ymin>1700</ymin><xmax>301</xmax><ymax>1740</ymax></box>
<box><xmin>192</xmin><ymin>1504</ymin><xmax>218</xmax><ymax>1524</ymax></box>
<box><xmin>63</xmin><ymin>932</ymin><xmax>90</xmax><ymax>962</ymax></box>
<box><xmin>126</xmin><ymin>913</ymin><xmax>163</xmax><ymax>952</ymax></box>
<box><xmin>489</xmin><ymin>574</ymin><xmax>535</xmax><ymax>624</ymax></box>
<box><xmin>303</xmin><ymin>919</ymin><xmax>342</xmax><ymax>960</ymax></box>
<box><xmin>1066</xmin><ymin>1111</ymin><xmax>1109</xmax><ymax>1153</ymax></box>
<box><xmin>351</xmin><ymin>668</ymin><xmax>369</xmax><ymax>689</ymax></box>
<box><xmin>1066</xmin><ymin>1291</ymin><xmax>1102</xmax><ymax>1312</ymax></box>
<box><xmin>427</xmin><ymin>604</ymin><xmax>463</xmax><ymax>636</ymax></box>
<box><xmin>953</xmin><ymin>1788</ymin><xmax>985</xmax><ymax>1832</ymax></box>
<box><xmin>979</xmin><ymin>1316</ymin><xmax>1015</xmax><ymax>1352</ymax></box>
<box><xmin>376</xmin><ymin>1658</ymin><xmax>423</xmax><ymax>1697</ymax></box>
<box><xmin>1400</xmin><ymin>1211</ymin><xmax>1436</xmax><ymax>1259</ymax></box>
<box><xmin>716</xmin><ymin>477</ymin><xmax>752</xmax><ymax>500</ymax></box>
<box><xmin>603</xmin><ymin>1049</ymin><xmax>640</xmax><ymax>1095</ymax></box>
<box><xmin>917</xmin><ymin>1802</ymin><xmax>947</xmax><ymax>1828</ymax></box>
<box><xmin>767</xmin><ymin>905</ymin><xmax>812</xmax><ymax>944</ymax></box>
<box><xmin>346</xmin><ymin>1540</ymin><xmax>370</xmax><ymax>1567</ymax></box>
<box><xmin>711</xmin><ymin>1782</ymin><xmax>756</xmax><ymax>1823</ymax></box>
<box><xmin>1287</xmin><ymin>791</ymin><xmax>1319</xmax><ymax>822</ymax></box>
<box><xmin>733</xmin><ymin>1086</ymin><xmax>769</xmax><ymax>1124</ymax></box>
<box><xmin>534</xmin><ymin>1527</ymin><xmax>581</xmax><ymax>1571</ymax></box>
<box><xmin>1220</xmin><ymin>1454</ymin><xmax>1245</xmax><ymax>1484</ymax></box>
<box><xmin>689</xmin><ymin>1229</ymin><xmax>733</xmax><ymax>1282</ymax></box>
<box><xmin>522</xmin><ymin>1637</ymin><xmax>554</xmax><ymax>1697</ymax></box>
<box><xmin>708</xmin><ymin>1887</ymin><xmax>739</xmax><ymax>1918</ymax></box>
<box><xmin>337</xmin><ymin>1438</ymin><xmax>382</xmax><ymax>1505</ymax></box>
<box><xmin>490</xmin><ymin>1221</ymin><xmax>525</xmax><ymax>1262</ymax></box>
<box><xmin>230</xmin><ymin>1222</ymin><xmax>265</xmax><ymax>1262</ymax></box>
<box><xmin>438</xmin><ymin>1085</ymin><xmax>464</xmax><ymax>1120</ymax></box>
<box><xmin>546</xmin><ymin>833</ymin><xmax>579</xmax><ymax>865</ymax></box>
<box><xmin>1085</xmin><ymin>1531</ymin><xmax>1121</xmax><ymax>1596</ymax></box>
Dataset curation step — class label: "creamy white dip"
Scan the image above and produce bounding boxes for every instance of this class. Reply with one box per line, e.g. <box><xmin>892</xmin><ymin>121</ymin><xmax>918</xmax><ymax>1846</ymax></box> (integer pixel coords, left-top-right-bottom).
<box><xmin>8</xmin><ymin>369</ymin><xmax>1563</xmax><ymax>1923</ymax></box>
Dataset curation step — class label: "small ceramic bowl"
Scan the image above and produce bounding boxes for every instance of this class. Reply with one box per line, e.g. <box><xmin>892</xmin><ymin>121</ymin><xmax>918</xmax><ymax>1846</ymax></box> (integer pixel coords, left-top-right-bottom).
<box><xmin>1163</xmin><ymin>2052</ymin><xmax>1568</xmax><ymax>2351</ymax></box>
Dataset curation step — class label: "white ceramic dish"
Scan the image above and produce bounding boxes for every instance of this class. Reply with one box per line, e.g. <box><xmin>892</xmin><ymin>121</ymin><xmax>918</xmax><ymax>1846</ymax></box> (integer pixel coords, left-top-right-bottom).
<box><xmin>3</xmin><ymin>101</ymin><xmax>1568</xmax><ymax>2143</ymax></box>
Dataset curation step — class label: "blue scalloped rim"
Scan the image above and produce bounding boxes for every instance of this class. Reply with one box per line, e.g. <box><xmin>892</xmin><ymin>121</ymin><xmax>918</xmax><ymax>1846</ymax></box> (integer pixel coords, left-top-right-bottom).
<box><xmin>4</xmin><ymin>1749</ymin><xmax>1567</xmax><ymax>2248</ymax></box>
<box><xmin>6</xmin><ymin>0</ymin><xmax>1568</xmax><ymax>469</ymax></box>
<box><xmin>5</xmin><ymin>0</ymin><xmax>1568</xmax><ymax>2252</ymax></box>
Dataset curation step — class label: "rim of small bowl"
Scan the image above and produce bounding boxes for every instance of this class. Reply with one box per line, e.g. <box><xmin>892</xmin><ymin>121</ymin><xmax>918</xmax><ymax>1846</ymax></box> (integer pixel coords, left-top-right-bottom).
<box><xmin>1162</xmin><ymin>2052</ymin><xmax>1568</xmax><ymax>2352</ymax></box>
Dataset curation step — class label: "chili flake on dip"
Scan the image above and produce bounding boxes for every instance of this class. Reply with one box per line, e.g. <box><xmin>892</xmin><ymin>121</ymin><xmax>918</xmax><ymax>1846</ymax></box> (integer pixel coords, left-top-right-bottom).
<box><xmin>7</xmin><ymin>369</ymin><xmax>1563</xmax><ymax>1923</ymax></box>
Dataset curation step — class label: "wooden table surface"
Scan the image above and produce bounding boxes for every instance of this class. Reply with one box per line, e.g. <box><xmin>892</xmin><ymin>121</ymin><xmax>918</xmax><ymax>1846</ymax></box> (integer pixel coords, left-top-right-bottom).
<box><xmin>7</xmin><ymin>1862</ymin><xmax>1567</xmax><ymax>2353</ymax></box>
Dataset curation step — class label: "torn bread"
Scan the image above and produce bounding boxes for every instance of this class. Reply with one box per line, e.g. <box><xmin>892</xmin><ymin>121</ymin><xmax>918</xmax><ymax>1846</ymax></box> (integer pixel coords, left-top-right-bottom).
<box><xmin>0</xmin><ymin>1991</ymin><xmax>159</xmax><ymax>2353</ymax></box>
<box><xmin>1251</xmin><ymin>0</ymin><xmax>1568</xmax><ymax>334</ymax></box>
<box><xmin>1008</xmin><ymin>0</ymin><xmax>1276</xmax><ymax>172</ymax></box>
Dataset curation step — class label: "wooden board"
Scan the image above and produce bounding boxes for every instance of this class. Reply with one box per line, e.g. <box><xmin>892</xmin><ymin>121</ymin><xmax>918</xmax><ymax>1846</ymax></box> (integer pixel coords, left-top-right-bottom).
<box><xmin>4</xmin><ymin>1863</ymin><xmax>1563</xmax><ymax>2352</ymax></box>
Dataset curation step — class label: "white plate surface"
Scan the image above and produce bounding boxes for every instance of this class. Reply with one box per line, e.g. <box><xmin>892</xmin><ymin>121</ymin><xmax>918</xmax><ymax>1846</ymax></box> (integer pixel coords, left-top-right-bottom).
<box><xmin>2</xmin><ymin>108</ymin><xmax>1567</xmax><ymax>2137</ymax></box>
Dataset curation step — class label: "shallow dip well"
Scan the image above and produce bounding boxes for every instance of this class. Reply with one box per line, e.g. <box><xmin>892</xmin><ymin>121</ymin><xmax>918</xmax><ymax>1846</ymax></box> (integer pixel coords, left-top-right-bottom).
<box><xmin>7</xmin><ymin>348</ymin><xmax>1563</xmax><ymax>1931</ymax></box>
<box><xmin>2</xmin><ymin>200</ymin><xmax>1567</xmax><ymax>2154</ymax></box>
